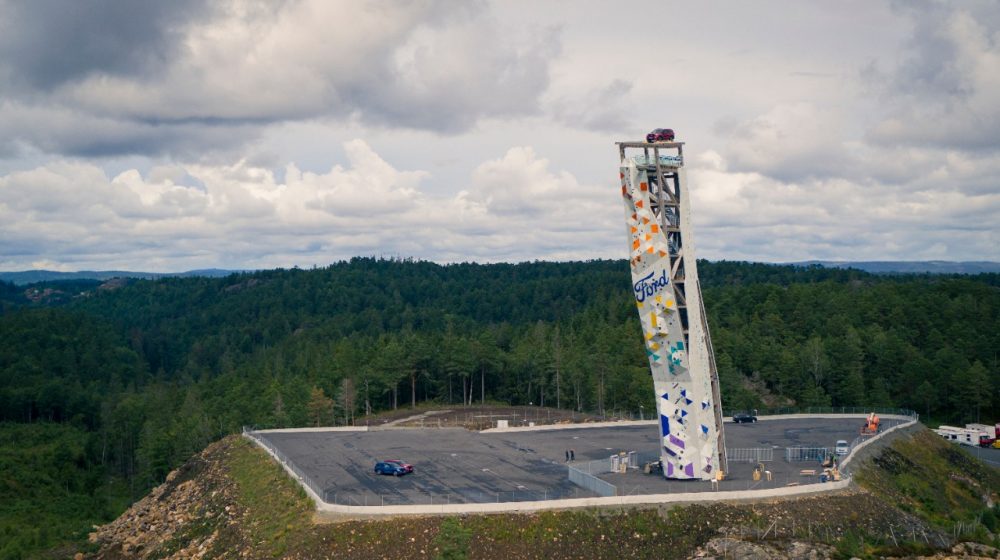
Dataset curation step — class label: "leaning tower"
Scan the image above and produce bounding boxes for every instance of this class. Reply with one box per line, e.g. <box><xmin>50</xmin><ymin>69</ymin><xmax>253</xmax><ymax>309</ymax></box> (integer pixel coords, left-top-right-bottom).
<box><xmin>618</xmin><ymin>139</ymin><xmax>726</xmax><ymax>480</ymax></box>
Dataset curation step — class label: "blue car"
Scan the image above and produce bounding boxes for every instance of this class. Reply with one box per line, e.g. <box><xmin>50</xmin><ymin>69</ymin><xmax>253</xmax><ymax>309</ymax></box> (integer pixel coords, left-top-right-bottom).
<box><xmin>374</xmin><ymin>460</ymin><xmax>414</xmax><ymax>476</ymax></box>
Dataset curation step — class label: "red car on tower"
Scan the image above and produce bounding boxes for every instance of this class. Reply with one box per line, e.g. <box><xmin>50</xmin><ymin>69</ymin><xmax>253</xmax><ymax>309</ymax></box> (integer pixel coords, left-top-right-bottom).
<box><xmin>646</xmin><ymin>128</ymin><xmax>675</xmax><ymax>142</ymax></box>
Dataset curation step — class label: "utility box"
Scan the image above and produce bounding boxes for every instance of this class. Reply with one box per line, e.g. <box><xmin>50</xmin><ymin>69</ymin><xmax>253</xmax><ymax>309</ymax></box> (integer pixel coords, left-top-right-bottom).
<box><xmin>497</xmin><ymin>419</ymin><xmax>509</xmax><ymax>429</ymax></box>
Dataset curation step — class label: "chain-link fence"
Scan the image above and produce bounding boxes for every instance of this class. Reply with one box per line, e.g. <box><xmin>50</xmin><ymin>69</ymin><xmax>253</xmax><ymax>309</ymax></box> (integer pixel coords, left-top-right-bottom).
<box><xmin>727</xmin><ymin>448</ymin><xmax>775</xmax><ymax>463</ymax></box>
<box><xmin>567</xmin><ymin>464</ymin><xmax>617</xmax><ymax>497</ymax></box>
<box><xmin>785</xmin><ymin>447</ymin><xmax>829</xmax><ymax>462</ymax></box>
<box><xmin>723</xmin><ymin>406</ymin><xmax>918</xmax><ymax>419</ymax></box>
<box><xmin>243</xmin><ymin>427</ymin><xmax>326</xmax><ymax>503</ymax></box>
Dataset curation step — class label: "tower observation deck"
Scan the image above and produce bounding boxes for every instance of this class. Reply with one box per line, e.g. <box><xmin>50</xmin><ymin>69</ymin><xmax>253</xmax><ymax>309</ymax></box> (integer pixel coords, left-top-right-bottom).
<box><xmin>617</xmin><ymin>140</ymin><xmax>727</xmax><ymax>480</ymax></box>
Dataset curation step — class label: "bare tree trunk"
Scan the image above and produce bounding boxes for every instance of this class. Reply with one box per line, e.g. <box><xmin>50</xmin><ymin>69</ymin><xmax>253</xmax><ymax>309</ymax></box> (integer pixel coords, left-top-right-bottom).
<box><xmin>411</xmin><ymin>372</ymin><xmax>417</xmax><ymax>408</ymax></box>
<box><xmin>598</xmin><ymin>370</ymin><xmax>605</xmax><ymax>416</ymax></box>
<box><xmin>555</xmin><ymin>366</ymin><xmax>560</xmax><ymax>410</ymax></box>
<box><xmin>364</xmin><ymin>378</ymin><xmax>371</xmax><ymax>416</ymax></box>
<box><xmin>481</xmin><ymin>367</ymin><xmax>485</xmax><ymax>404</ymax></box>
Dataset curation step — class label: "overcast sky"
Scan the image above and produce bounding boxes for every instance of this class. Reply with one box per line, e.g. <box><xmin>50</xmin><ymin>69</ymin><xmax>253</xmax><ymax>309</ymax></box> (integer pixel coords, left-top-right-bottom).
<box><xmin>1</xmin><ymin>0</ymin><xmax>997</xmax><ymax>272</ymax></box>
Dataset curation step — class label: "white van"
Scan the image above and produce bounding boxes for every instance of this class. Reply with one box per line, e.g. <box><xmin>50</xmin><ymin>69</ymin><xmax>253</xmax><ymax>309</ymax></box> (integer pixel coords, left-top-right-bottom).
<box><xmin>835</xmin><ymin>440</ymin><xmax>849</xmax><ymax>455</ymax></box>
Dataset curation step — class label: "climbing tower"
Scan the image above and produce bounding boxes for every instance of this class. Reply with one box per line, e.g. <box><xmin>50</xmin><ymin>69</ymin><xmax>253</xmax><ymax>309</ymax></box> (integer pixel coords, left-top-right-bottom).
<box><xmin>617</xmin><ymin>140</ymin><xmax>726</xmax><ymax>480</ymax></box>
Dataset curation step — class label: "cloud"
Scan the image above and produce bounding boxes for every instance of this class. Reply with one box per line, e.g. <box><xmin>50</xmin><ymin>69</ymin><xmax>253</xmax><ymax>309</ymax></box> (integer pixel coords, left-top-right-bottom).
<box><xmin>0</xmin><ymin>0</ymin><xmax>210</xmax><ymax>90</ymax></box>
<box><xmin>548</xmin><ymin>79</ymin><xmax>635</xmax><ymax>133</ymax></box>
<box><xmin>685</xmin><ymin>149</ymin><xmax>1000</xmax><ymax>262</ymax></box>
<box><xmin>865</xmin><ymin>0</ymin><xmax>1000</xmax><ymax>150</ymax></box>
<box><xmin>0</xmin><ymin>101</ymin><xmax>259</xmax><ymax>159</ymax></box>
<box><xmin>0</xmin><ymin>0</ymin><xmax>558</xmax><ymax>159</ymax></box>
<box><xmin>691</xmin><ymin>1</ymin><xmax>1000</xmax><ymax>262</ymax></box>
<box><xmin>0</xmin><ymin>141</ymin><xmax>622</xmax><ymax>270</ymax></box>
<box><xmin>723</xmin><ymin>103</ymin><xmax>855</xmax><ymax>181</ymax></box>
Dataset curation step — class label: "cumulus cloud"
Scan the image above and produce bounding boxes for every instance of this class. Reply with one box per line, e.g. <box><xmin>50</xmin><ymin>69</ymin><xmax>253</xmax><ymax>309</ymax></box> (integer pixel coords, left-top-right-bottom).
<box><xmin>0</xmin><ymin>0</ymin><xmax>209</xmax><ymax>90</ymax></box>
<box><xmin>722</xmin><ymin>103</ymin><xmax>856</xmax><ymax>181</ymax></box>
<box><xmin>691</xmin><ymin>1</ymin><xmax>1000</xmax><ymax>262</ymax></box>
<box><xmin>0</xmin><ymin>141</ymin><xmax>622</xmax><ymax>270</ymax></box>
<box><xmin>0</xmin><ymin>1</ymin><xmax>996</xmax><ymax>268</ymax></box>
<box><xmin>0</xmin><ymin>0</ymin><xmax>557</xmax><ymax>159</ymax></box>
<box><xmin>865</xmin><ymin>0</ymin><xmax>1000</xmax><ymax>150</ymax></box>
<box><xmin>548</xmin><ymin>79</ymin><xmax>635</xmax><ymax>133</ymax></box>
<box><xmin>686</xmin><ymin>150</ymin><xmax>1000</xmax><ymax>262</ymax></box>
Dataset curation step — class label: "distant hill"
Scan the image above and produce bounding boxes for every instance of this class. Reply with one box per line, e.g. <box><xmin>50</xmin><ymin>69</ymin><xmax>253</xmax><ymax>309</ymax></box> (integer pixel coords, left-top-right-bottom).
<box><xmin>4</xmin><ymin>261</ymin><xmax>997</xmax><ymax>285</ymax></box>
<box><xmin>790</xmin><ymin>260</ymin><xmax>1000</xmax><ymax>275</ymax></box>
<box><xmin>0</xmin><ymin>268</ymin><xmax>241</xmax><ymax>285</ymax></box>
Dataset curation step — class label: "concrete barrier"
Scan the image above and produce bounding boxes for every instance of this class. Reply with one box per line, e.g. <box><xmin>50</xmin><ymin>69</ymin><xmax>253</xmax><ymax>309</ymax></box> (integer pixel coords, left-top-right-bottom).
<box><xmin>840</xmin><ymin>417</ymin><xmax>917</xmax><ymax>470</ymax></box>
<box><xmin>313</xmin><ymin>479</ymin><xmax>852</xmax><ymax>517</ymax></box>
<box><xmin>480</xmin><ymin>419</ymin><xmax>655</xmax><ymax>433</ymax></box>
<box><xmin>253</xmin><ymin>426</ymin><xmax>369</xmax><ymax>434</ymax></box>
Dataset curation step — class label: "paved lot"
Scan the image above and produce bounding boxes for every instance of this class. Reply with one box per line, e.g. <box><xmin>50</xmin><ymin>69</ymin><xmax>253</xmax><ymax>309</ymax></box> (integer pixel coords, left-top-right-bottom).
<box><xmin>258</xmin><ymin>417</ymin><xmax>906</xmax><ymax>506</ymax></box>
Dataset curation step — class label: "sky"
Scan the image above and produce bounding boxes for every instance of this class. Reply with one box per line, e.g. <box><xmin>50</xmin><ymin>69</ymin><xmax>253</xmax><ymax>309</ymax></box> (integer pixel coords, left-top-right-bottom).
<box><xmin>0</xmin><ymin>0</ymin><xmax>998</xmax><ymax>272</ymax></box>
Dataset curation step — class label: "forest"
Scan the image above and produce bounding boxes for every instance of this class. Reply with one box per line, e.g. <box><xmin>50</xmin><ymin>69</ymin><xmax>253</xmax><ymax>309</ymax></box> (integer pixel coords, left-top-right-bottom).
<box><xmin>0</xmin><ymin>258</ymin><xmax>998</xmax><ymax>558</ymax></box>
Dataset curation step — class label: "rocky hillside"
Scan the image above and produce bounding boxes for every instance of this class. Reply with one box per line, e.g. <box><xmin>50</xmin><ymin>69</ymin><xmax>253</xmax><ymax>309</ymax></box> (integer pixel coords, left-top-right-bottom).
<box><xmin>85</xmin><ymin>428</ymin><xmax>1000</xmax><ymax>560</ymax></box>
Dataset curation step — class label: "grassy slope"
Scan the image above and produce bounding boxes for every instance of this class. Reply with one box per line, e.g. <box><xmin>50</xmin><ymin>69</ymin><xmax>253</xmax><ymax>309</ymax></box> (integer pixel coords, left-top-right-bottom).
<box><xmin>855</xmin><ymin>429</ymin><xmax>1000</xmax><ymax>536</ymax></box>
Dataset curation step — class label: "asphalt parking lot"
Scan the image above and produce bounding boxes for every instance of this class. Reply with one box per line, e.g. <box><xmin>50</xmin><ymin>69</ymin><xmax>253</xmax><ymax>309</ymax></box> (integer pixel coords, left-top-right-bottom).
<box><xmin>257</xmin><ymin>417</ymin><xmax>905</xmax><ymax>506</ymax></box>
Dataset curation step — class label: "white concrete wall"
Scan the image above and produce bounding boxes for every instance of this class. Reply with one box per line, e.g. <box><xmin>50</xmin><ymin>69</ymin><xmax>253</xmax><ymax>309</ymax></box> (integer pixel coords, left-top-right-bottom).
<box><xmin>314</xmin><ymin>479</ymin><xmax>851</xmax><ymax>516</ymax></box>
<box><xmin>481</xmin><ymin>419</ymin><xmax>655</xmax><ymax>433</ymax></box>
<box><xmin>253</xmin><ymin>426</ymin><xmax>369</xmax><ymax>434</ymax></box>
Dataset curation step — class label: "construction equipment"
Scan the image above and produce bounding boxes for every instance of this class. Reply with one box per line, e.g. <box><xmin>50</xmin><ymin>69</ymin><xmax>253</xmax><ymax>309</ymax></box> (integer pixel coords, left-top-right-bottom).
<box><xmin>821</xmin><ymin>467</ymin><xmax>841</xmax><ymax>482</ymax></box>
<box><xmin>860</xmin><ymin>412</ymin><xmax>880</xmax><ymax>436</ymax></box>
<box><xmin>821</xmin><ymin>452</ymin><xmax>838</xmax><ymax>469</ymax></box>
<box><xmin>752</xmin><ymin>462</ymin><xmax>766</xmax><ymax>481</ymax></box>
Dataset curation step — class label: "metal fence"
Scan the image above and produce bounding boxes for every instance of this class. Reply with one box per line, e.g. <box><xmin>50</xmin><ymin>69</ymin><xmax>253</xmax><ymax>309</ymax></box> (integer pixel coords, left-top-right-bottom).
<box><xmin>723</xmin><ymin>406</ymin><xmax>918</xmax><ymax>419</ymax></box>
<box><xmin>567</xmin><ymin>464</ymin><xmax>617</xmax><ymax>497</ymax></box>
<box><xmin>785</xmin><ymin>447</ymin><xmax>829</xmax><ymax>462</ymax></box>
<box><xmin>570</xmin><ymin>457</ymin><xmax>612</xmax><ymax>475</ymax></box>
<box><xmin>323</xmin><ymin>488</ymin><xmax>558</xmax><ymax>506</ymax></box>
<box><xmin>726</xmin><ymin>447</ymin><xmax>775</xmax><ymax>463</ymax></box>
<box><xmin>243</xmin><ymin>427</ymin><xmax>327</xmax><ymax>503</ymax></box>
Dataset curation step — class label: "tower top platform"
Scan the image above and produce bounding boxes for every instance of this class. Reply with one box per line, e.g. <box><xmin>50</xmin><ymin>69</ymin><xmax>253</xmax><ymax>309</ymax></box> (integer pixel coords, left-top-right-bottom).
<box><xmin>615</xmin><ymin>141</ymin><xmax>684</xmax><ymax>149</ymax></box>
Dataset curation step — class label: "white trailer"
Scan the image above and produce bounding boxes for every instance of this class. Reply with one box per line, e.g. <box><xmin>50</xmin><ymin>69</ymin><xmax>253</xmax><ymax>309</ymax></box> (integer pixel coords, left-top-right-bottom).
<box><xmin>933</xmin><ymin>425</ymin><xmax>991</xmax><ymax>447</ymax></box>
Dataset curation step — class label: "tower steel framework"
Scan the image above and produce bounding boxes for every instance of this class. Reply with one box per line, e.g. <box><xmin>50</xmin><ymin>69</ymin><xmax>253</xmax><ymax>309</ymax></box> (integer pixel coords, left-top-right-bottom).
<box><xmin>617</xmin><ymin>140</ymin><xmax>727</xmax><ymax>480</ymax></box>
